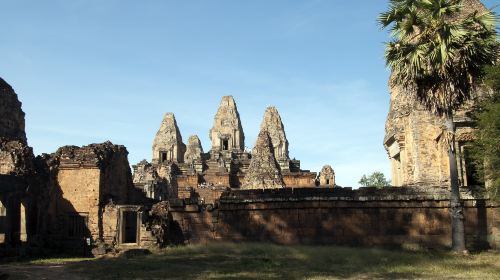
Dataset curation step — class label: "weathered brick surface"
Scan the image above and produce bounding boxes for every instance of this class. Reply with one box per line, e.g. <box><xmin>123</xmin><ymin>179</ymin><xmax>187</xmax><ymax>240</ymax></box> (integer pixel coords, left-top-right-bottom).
<box><xmin>170</xmin><ymin>187</ymin><xmax>500</xmax><ymax>249</ymax></box>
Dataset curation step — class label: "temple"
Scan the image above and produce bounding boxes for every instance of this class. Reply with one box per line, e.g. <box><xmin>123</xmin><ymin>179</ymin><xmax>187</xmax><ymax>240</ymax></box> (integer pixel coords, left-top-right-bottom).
<box><xmin>133</xmin><ymin>96</ymin><xmax>326</xmax><ymax>203</ymax></box>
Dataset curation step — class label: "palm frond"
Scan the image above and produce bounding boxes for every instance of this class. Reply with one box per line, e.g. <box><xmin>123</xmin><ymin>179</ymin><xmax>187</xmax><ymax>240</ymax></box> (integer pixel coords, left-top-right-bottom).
<box><xmin>379</xmin><ymin>0</ymin><xmax>499</xmax><ymax>116</ymax></box>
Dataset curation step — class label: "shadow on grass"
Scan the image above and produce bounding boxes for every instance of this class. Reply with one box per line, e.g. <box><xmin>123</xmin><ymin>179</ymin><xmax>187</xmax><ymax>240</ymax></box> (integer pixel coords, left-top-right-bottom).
<box><xmin>65</xmin><ymin>243</ymin><xmax>500</xmax><ymax>280</ymax></box>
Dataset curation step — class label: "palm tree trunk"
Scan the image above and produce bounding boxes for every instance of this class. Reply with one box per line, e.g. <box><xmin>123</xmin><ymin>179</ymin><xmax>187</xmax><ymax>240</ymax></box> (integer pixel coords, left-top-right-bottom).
<box><xmin>445</xmin><ymin>113</ymin><xmax>466</xmax><ymax>252</ymax></box>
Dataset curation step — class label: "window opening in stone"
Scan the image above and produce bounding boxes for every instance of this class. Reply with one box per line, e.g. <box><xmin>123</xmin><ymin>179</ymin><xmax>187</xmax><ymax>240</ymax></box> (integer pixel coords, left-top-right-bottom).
<box><xmin>161</xmin><ymin>152</ymin><xmax>167</xmax><ymax>163</ymax></box>
<box><xmin>463</xmin><ymin>146</ymin><xmax>482</xmax><ymax>187</ymax></box>
<box><xmin>123</xmin><ymin>211</ymin><xmax>138</xmax><ymax>244</ymax></box>
<box><xmin>326</xmin><ymin>179</ymin><xmax>330</xmax><ymax>185</ymax></box>
<box><xmin>222</xmin><ymin>139</ymin><xmax>229</xmax><ymax>151</ymax></box>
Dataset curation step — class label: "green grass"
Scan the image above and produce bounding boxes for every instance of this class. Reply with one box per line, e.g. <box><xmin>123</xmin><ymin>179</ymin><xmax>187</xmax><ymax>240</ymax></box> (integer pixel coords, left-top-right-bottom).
<box><xmin>28</xmin><ymin>257</ymin><xmax>93</xmax><ymax>265</ymax></box>
<box><xmin>62</xmin><ymin>243</ymin><xmax>500</xmax><ymax>280</ymax></box>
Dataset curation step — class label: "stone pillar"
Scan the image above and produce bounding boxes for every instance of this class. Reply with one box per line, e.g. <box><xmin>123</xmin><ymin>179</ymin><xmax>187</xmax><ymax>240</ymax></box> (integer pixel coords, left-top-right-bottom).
<box><xmin>20</xmin><ymin>201</ymin><xmax>27</xmax><ymax>242</ymax></box>
<box><xmin>0</xmin><ymin>197</ymin><xmax>5</xmax><ymax>244</ymax></box>
<box><xmin>4</xmin><ymin>194</ymin><xmax>21</xmax><ymax>246</ymax></box>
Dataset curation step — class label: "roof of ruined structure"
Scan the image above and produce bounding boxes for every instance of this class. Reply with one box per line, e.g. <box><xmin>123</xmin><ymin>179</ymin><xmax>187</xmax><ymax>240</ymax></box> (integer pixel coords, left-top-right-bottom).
<box><xmin>186</xmin><ymin>135</ymin><xmax>203</xmax><ymax>152</ymax></box>
<box><xmin>320</xmin><ymin>165</ymin><xmax>334</xmax><ymax>173</ymax></box>
<box><xmin>0</xmin><ymin>77</ymin><xmax>27</xmax><ymax>143</ymax></box>
<box><xmin>52</xmin><ymin>141</ymin><xmax>129</xmax><ymax>168</ymax></box>
<box><xmin>0</xmin><ymin>78</ymin><xmax>13</xmax><ymax>92</ymax></box>
<box><xmin>210</xmin><ymin>96</ymin><xmax>245</xmax><ymax>137</ymax></box>
<box><xmin>260</xmin><ymin>106</ymin><xmax>289</xmax><ymax>155</ymax></box>
<box><xmin>261</xmin><ymin>107</ymin><xmax>287</xmax><ymax>133</ymax></box>
<box><xmin>184</xmin><ymin>135</ymin><xmax>204</xmax><ymax>162</ymax></box>
<box><xmin>153</xmin><ymin>113</ymin><xmax>184</xmax><ymax>146</ymax></box>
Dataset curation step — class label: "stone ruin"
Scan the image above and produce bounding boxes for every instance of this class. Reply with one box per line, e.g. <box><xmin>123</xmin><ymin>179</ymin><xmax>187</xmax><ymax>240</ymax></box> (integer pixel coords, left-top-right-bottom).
<box><xmin>152</xmin><ymin>113</ymin><xmax>186</xmax><ymax>164</ymax></box>
<box><xmin>3</xmin><ymin>12</ymin><xmax>499</xmax><ymax>255</ymax></box>
<box><xmin>184</xmin><ymin>135</ymin><xmax>204</xmax><ymax>173</ymax></box>
<box><xmin>241</xmin><ymin>130</ymin><xmax>285</xmax><ymax>190</ymax></box>
<box><xmin>260</xmin><ymin>106</ymin><xmax>290</xmax><ymax>172</ymax></box>
<box><xmin>209</xmin><ymin>96</ymin><xmax>245</xmax><ymax>153</ymax></box>
<box><xmin>0</xmin><ymin>83</ymin><xmax>337</xmax><ymax>254</ymax></box>
<box><xmin>318</xmin><ymin>165</ymin><xmax>335</xmax><ymax>187</ymax></box>
<box><xmin>0</xmin><ymin>77</ymin><xmax>36</xmax><ymax>246</ymax></box>
<box><xmin>0</xmin><ymin>78</ymin><xmax>27</xmax><ymax>143</ymax></box>
<box><xmin>131</xmin><ymin>95</ymin><xmax>329</xmax><ymax>202</ymax></box>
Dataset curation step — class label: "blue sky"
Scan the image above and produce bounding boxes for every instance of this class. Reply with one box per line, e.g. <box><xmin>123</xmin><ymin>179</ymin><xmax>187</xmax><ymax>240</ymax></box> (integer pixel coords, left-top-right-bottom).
<box><xmin>1</xmin><ymin>0</ymin><xmax>497</xmax><ymax>187</ymax></box>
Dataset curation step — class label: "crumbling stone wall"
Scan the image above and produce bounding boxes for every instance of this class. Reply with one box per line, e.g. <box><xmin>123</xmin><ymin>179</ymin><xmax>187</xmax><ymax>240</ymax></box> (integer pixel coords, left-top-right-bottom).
<box><xmin>169</xmin><ymin>187</ymin><xmax>500</xmax><ymax>249</ymax></box>
<box><xmin>282</xmin><ymin>173</ymin><xmax>316</xmax><ymax>187</ymax></box>
<box><xmin>0</xmin><ymin>78</ymin><xmax>27</xmax><ymax>143</ymax></box>
<box><xmin>0</xmin><ymin>140</ymin><xmax>35</xmax><ymax>176</ymax></box>
<box><xmin>0</xmin><ymin>77</ymin><xmax>37</xmax><ymax>247</ymax></box>
<box><xmin>37</xmin><ymin>142</ymin><xmax>138</xmax><ymax>244</ymax></box>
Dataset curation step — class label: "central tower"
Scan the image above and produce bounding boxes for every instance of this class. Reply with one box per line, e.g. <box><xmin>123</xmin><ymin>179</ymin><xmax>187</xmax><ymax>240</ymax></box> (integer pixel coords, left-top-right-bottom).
<box><xmin>209</xmin><ymin>96</ymin><xmax>245</xmax><ymax>153</ymax></box>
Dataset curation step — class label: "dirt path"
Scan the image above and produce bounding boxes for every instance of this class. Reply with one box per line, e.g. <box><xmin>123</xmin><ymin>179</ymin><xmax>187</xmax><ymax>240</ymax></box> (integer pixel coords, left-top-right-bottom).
<box><xmin>0</xmin><ymin>264</ymin><xmax>86</xmax><ymax>280</ymax></box>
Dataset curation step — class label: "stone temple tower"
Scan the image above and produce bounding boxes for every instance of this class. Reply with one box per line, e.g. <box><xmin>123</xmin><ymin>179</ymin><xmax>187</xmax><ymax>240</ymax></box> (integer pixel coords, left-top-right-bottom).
<box><xmin>209</xmin><ymin>96</ymin><xmax>245</xmax><ymax>153</ymax></box>
<box><xmin>241</xmin><ymin>130</ymin><xmax>284</xmax><ymax>189</ymax></box>
<box><xmin>318</xmin><ymin>165</ymin><xmax>335</xmax><ymax>186</ymax></box>
<box><xmin>260</xmin><ymin>106</ymin><xmax>290</xmax><ymax>172</ymax></box>
<box><xmin>152</xmin><ymin>113</ymin><xmax>186</xmax><ymax>164</ymax></box>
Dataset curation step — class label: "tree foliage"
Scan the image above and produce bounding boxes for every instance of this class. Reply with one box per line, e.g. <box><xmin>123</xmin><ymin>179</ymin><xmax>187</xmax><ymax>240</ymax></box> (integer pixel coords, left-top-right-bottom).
<box><xmin>359</xmin><ymin>172</ymin><xmax>391</xmax><ymax>188</ymax></box>
<box><xmin>379</xmin><ymin>0</ymin><xmax>498</xmax><ymax>252</ymax></box>
<box><xmin>470</xmin><ymin>65</ymin><xmax>500</xmax><ymax>200</ymax></box>
<box><xmin>379</xmin><ymin>0</ymin><xmax>498</xmax><ymax>116</ymax></box>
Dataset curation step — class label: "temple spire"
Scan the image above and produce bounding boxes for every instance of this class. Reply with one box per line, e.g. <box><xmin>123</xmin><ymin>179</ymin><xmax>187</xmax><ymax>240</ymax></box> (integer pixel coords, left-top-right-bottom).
<box><xmin>241</xmin><ymin>130</ymin><xmax>284</xmax><ymax>189</ymax></box>
<box><xmin>152</xmin><ymin>113</ymin><xmax>186</xmax><ymax>164</ymax></box>
<box><xmin>209</xmin><ymin>96</ymin><xmax>245</xmax><ymax>152</ymax></box>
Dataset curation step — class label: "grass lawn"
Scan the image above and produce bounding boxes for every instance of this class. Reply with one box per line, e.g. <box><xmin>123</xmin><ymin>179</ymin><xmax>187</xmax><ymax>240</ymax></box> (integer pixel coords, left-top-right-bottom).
<box><xmin>64</xmin><ymin>243</ymin><xmax>500</xmax><ymax>280</ymax></box>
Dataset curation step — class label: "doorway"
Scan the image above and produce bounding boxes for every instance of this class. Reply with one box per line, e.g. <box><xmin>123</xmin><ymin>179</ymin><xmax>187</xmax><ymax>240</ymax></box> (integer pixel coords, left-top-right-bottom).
<box><xmin>122</xmin><ymin>211</ymin><xmax>138</xmax><ymax>244</ymax></box>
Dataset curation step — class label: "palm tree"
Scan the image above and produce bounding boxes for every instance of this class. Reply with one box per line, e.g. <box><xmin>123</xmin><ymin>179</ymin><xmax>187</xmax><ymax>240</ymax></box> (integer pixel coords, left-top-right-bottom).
<box><xmin>379</xmin><ymin>0</ymin><xmax>498</xmax><ymax>252</ymax></box>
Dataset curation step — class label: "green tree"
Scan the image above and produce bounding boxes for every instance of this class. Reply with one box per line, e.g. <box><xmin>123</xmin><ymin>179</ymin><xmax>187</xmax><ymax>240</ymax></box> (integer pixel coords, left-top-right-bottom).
<box><xmin>379</xmin><ymin>0</ymin><xmax>498</xmax><ymax>252</ymax></box>
<box><xmin>359</xmin><ymin>172</ymin><xmax>391</xmax><ymax>188</ymax></box>
<box><xmin>470</xmin><ymin>65</ymin><xmax>500</xmax><ymax>200</ymax></box>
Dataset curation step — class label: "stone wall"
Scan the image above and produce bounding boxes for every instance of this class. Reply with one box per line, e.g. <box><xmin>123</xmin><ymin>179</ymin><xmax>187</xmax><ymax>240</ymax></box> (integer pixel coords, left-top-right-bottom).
<box><xmin>37</xmin><ymin>142</ymin><xmax>141</xmax><ymax>245</ymax></box>
<box><xmin>0</xmin><ymin>78</ymin><xmax>36</xmax><ymax>247</ymax></box>
<box><xmin>169</xmin><ymin>187</ymin><xmax>500</xmax><ymax>249</ymax></box>
<box><xmin>283</xmin><ymin>173</ymin><xmax>317</xmax><ymax>187</ymax></box>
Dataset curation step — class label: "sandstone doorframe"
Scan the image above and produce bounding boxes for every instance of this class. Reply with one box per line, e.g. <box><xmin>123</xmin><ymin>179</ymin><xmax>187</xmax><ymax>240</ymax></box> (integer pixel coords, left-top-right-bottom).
<box><xmin>118</xmin><ymin>206</ymin><xmax>141</xmax><ymax>245</ymax></box>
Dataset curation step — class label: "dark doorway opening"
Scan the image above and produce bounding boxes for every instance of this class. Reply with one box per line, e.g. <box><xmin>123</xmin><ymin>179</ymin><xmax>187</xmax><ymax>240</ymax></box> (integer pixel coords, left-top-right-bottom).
<box><xmin>123</xmin><ymin>211</ymin><xmax>138</xmax><ymax>244</ymax></box>
<box><xmin>161</xmin><ymin>152</ymin><xmax>167</xmax><ymax>163</ymax></box>
<box><xmin>326</xmin><ymin>179</ymin><xmax>330</xmax><ymax>185</ymax></box>
<box><xmin>68</xmin><ymin>214</ymin><xmax>87</xmax><ymax>238</ymax></box>
<box><xmin>222</xmin><ymin>139</ymin><xmax>229</xmax><ymax>151</ymax></box>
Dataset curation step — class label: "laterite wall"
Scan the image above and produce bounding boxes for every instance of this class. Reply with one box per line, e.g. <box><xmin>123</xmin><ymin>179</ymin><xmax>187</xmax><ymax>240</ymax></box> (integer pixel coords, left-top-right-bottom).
<box><xmin>169</xmin><ymin>187</ymin><xmax>500</xmax><ymax>249</ymax></box>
